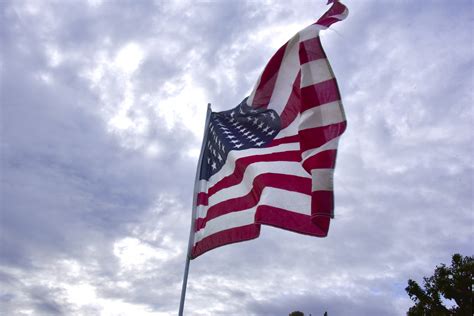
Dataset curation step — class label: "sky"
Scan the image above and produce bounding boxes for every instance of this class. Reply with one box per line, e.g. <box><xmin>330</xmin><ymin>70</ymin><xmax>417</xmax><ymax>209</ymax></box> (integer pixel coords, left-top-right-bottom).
<box><xmin>0</xmin><ymin>0</ymin><xmax>473</xmax><ymax>315</ymax></box>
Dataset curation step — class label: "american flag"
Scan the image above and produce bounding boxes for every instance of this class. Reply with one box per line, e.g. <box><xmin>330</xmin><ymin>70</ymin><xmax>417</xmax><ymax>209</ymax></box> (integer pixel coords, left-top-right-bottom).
<box><xmin>191</xmin><ymin>1</ymin><xmax>348</xmax><ymax>259</ymax></box>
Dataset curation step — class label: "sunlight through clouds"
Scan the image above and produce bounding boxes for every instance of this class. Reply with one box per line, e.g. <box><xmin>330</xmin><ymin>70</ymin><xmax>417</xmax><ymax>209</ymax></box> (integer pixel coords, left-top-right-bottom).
<box><xmin>114</xmin><ymin>43</ymin><xmax>145</xmax><ymax>74</ymax></box>
<box><xmin>81</xmin><ymin>38</ymin><xmax>207</xmax><ymax>154</ymax></box>
<box><xmin>153</xmin><ymin>74</ymin><xmax>208</xmax><ymax>134</ymax></box>
<box><xmin>64</xmin><ymin>283</ymin><xmax>97</xmax><ymax>306</ymax></box>
<box><xmin>113</xmin><ymin>237</ymin><xmax>170</xmax><ymax>270</ymax></box>
<box><xmin>45</xmin><ymin>45</ymin><xmax>63</xmax><ymax>68</ymax></box>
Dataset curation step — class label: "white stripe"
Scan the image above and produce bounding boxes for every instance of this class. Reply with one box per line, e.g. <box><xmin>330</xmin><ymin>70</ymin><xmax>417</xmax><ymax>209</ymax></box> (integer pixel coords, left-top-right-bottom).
<box><xmin>196</xmin><ymin>180</ymin><xmax>208</xmax><ymax>194</ymax></box>
<box><xmin>298</xmin><ymin>24</ymin><xmax>323</xmax><ymax>42</ymax></box>
<box><xmin>196</xmin><ymin>204</ymin><xmax>207</xmax><ymax>219</ymax></box>
<box><xmin>194</xmin><ymin>207</ymin><xmax>257</xmax><ymax>244</ymax></box>
<box><xmin>311</xmin><ymin>168</ymin><xmax>334</xmax><ymax>191</ymax></box>
<box><xmin>299</xmin><ymin>100</ymin><xmax>345</xmax><ymax>130</ymax></box>
<box><xmin>209</xmin><ymin>160</ymin><xmax>309</xmax><ymax>207</ymax></box>
<box><xmin>267</xmin><ymin>33</ymin><xmax>301</xmax><ymax>115</ymax></box>
<box><xmin>260</xmin><ymin>187</ymin><xmax>311</xmax><ymax>215</ymax></box>
<box><xmin>300</xmin><ymin>59</ymin><xmax>333</xmax><ymax>88</ymax></box>
<box><xmin>207</xmin><ymin>142</ymin><xmax>300</xmax><ymax>187</ymax></box>
<box><xmin>301</xmin><ymin>136</ymin><xmax>340</xmax><ymax>162</ymax></box>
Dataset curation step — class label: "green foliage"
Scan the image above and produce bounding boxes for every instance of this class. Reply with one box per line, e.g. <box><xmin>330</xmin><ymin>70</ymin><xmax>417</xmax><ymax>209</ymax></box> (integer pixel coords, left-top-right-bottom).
<box><xmin>289</xmin><ymin>311</ymin><xmax>304</xmax><ymax>316</ymax></box>
<box><xmin>405</xmin><ymin>254</ymin><xmax>473</xmax><ymax>315</ymax></box>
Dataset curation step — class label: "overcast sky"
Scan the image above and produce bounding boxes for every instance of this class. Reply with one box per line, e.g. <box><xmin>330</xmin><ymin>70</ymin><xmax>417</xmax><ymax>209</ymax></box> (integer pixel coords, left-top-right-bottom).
<box><xmin>1</xmin><ymin>0</ymin><xmax>473</xmax><ymax>315</ymax></box>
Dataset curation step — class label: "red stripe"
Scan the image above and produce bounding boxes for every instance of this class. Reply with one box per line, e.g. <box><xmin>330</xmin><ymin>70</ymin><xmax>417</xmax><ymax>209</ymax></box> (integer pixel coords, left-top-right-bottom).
<box><xmin>317</xmin><ymin>17</ymin><xmax>341</xmax><ymax>27</ymax></box>
<box><xmin>299</xmin><ymin>37</ymin><xmax>326</xmax><ymax>65</ymax></box>
<box><xmin>197</xmin><ymin>173</ymin><xmax>311</xmax><ymax>229</ymax></box>
<box><xmin>251</xmin><ymin>43</ymin><xmax>287</xmax><ymax>109</ymax></box>
<box><xmin>191</xmin><ymin>224</ymin><xmax>260</xmax><ymax>259</ymax></box>
<box><xmin>279</xmin><ymin>71</ymin><xmax>302</xmax><ymax>129</ymax></box>
<box><xmin>312</xmin><ymin>190</ymin><xmax>334</xmax><ymax>217</ymax></box>
<box><xmin>195</xmin><ymin>217</ymin><xmax>206</xmax><ymax>231</ymax></box>
<box><xmin>255</xmin><ymin>205</ymin><xmax>330</xmax><ymax>237</ymax></box>
<box><xmin>196</xmin><ymin>192</ymin><xmax>208</xmax><ymax>206</ymax></box>
<box><xmin>301</xmin><ymin>78</ymin><xmax>341</xmax><ymax>112</ymax></box>
<box><xmin>268</xmin><ymin>135</ymin><xmax>299</xmax><ymax>147</ymax></box>
<box><xmin>299</xmin><ymin>121</ymin><xmax>346</xmax><ymax>153</ymax></box>
<box><xmin>302</xmin><ymin>149</ymin><xmax>338</xmax><ymax>171</ymax></box>
<box><xmin>208</xmin><ymin>150</ymin><xmax>302</xmax><ymax>197</ymax></box>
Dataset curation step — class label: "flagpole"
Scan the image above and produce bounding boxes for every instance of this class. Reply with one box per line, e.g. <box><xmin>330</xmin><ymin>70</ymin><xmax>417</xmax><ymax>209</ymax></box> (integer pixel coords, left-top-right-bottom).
<box><xmin>179</xmin><ymin>103</ymin><xmax>212</xmax><ymax>316</ymax></box>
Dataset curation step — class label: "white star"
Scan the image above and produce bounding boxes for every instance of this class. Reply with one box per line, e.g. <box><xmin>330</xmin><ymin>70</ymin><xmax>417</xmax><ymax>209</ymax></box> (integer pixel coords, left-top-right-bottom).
<box><xmin>256</xmin><ymin>141</ymin><xmax>264</xmax><ymax>146</ymax></box>
<box><xmin>263</xmin><ymin>126</ymin><xmax>270</xmax><ymax>132</ymax></box>
<box><xmin>258</xmin><ymin>122</ymin><xmax>264</xmax><ymax>129</ymax></box>
<box><xmin>267</xmin><ymin>130</ymin><xmax>275</xmax><ymax>136</ymax></box>
<box><xmin>212</xmin><ymin>162</ymin><xmax>217</xmax><ymax>170</ymax></box>
<box><xmin>235</xmin><ymin>143</ymin><xmax>243</xmax><ymax>149</ymax></box>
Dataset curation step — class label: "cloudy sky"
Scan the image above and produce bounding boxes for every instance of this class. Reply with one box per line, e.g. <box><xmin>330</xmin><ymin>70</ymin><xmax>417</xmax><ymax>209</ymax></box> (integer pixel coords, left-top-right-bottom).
<box><xmin>1</xmin><ymin>0</ymin><xmax>473</xmax><ymax>315</ymax></box>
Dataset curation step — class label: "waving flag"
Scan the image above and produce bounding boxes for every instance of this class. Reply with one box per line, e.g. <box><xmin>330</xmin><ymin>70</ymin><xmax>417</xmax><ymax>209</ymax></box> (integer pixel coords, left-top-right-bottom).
<box><xmin>191</xmin><ymin>1</ymin><xmax>348</xmax><ymax>259</ymax></box>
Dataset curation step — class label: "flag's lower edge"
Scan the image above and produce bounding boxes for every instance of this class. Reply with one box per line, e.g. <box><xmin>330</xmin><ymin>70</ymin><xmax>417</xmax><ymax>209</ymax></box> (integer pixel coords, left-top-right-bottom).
<box><xmin>191</xmin><ymin>224</ymin><xmax>260</xmax><ymax>259</ymax></box>
<box><xmin>191</xmin><ymin>206</ymin><xmax>331</xmax><ymax>259</ymax></box>
<box><xmin>256</xmin><ymin>205</ymin><xmax>330</xmax><ymax>237</ymax></box>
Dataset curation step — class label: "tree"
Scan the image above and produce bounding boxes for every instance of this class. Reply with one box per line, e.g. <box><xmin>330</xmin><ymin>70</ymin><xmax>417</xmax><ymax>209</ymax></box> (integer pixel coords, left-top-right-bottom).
<box><xmin>405</xmin><ymin>254</ymin><xmax>473</xmax><ymax>315</ymax></box>
<box><xmin>289</xmin><ymin>312</ymin><xmax>304</xmax><ymax>316</ymax></box>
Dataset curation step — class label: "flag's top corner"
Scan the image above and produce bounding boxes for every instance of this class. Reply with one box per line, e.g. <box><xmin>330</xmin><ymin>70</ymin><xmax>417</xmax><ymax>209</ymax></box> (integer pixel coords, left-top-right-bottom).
<box><xmin>316</xmin><ymin>0</ymin><xmax>348</xmax><ymax>28</ymax></box>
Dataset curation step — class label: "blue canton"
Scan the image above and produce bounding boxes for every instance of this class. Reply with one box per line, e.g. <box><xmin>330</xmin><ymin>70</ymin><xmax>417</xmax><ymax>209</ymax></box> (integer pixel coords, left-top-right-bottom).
<box><xmin>200</xmin><ymin>97</ymin><xmax>281</xmax><ymax>181</ymax></box>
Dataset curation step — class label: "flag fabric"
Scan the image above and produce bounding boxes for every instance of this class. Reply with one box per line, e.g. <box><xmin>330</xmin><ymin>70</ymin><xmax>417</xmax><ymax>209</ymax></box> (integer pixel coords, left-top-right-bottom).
<box><xmin>191</xmin><ymin>1</ymin><xmax>348</xmax><ymax>259</ymax></box>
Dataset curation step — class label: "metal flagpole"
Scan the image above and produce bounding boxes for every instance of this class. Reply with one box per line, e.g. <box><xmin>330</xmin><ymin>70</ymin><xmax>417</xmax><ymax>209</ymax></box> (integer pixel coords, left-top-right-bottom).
<box><xmin>179</xmin><ymin>103</ymin><xmax>212</xmax><ymax>316</ymax></box>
